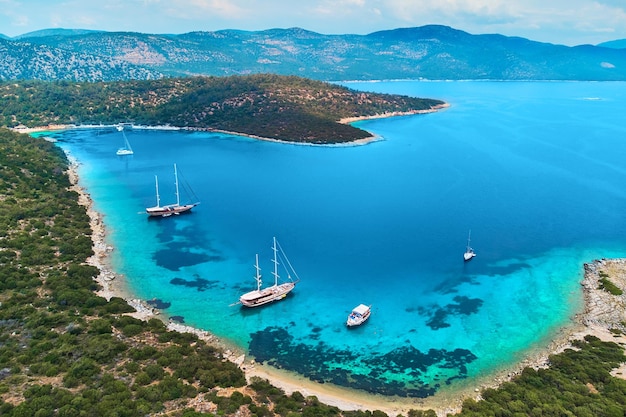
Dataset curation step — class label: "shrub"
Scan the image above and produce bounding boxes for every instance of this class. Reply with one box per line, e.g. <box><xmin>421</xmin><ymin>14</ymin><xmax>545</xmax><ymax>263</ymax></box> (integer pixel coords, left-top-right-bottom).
<box><xmin>599</xmin><ymin>277</ymin><xmax>623</xmax><ymax>295</ymax></box>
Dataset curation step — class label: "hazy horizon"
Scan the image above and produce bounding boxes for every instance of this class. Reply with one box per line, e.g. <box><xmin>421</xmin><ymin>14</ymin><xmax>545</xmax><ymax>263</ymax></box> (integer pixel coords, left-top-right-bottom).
<box><xmin>1</xmin><ymin>1</ymin><xmax>624</xmax><ymax>47</ymax></box>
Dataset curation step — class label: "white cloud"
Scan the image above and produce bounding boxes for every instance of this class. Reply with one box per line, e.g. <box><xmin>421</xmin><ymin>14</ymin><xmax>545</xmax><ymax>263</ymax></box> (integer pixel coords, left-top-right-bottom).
<box><xmin>364</xmin><ymin>0</ymin><xmax>626</xmax><ymax>44</ymax></box>
<box><xmin>0</xmin><ymin>0</ymin><xmax>29</xmax><ymax>32</ymax></box>
<box><xmin>0</xmin><ymin>0</ymin><xmax>624</xmax><ymax>44</ymax></box>
<box><xmin>176</xmin><ymin>0</ymin><xmax>247</xmax><ymax>17</ymax></box>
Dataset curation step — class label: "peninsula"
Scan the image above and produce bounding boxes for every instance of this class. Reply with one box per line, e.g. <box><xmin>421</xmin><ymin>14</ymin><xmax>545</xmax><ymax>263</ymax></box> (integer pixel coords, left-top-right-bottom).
<box><xmin>0</xmin><ymin>74</ymin><xmax>446</xmax><ymax>145</ymax></box>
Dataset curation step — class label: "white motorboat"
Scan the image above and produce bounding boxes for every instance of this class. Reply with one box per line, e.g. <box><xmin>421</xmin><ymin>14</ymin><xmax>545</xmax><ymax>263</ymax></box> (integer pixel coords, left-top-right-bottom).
<box><xmin>347</xmin><ymin>304</ymin><xmax>371</xmax><ymax>327</ymax></box>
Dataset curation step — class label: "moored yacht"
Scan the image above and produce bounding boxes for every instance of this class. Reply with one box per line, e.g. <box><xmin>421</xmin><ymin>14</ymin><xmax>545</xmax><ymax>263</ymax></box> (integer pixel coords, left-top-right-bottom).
<box><xmin>239</xmin><ymin>237</ymin><xmax>300</xmax><ymax>307</ymax></box>
<box><xmin>115</xmin><ymin>125</ymin><xmax>134</xmax><ymax>156</ymax></box>
<box><xmin>145</xmin><ymin>164</ymin><xmax>199</xmax><ymax>217</ymax></box>
<box><xmin>346</xmin><ymin>304</ymin><xmax>371</xmax><ymax>327</ymax></box>
<box><xmin>464</xmin><ymin>230</ymin><xmax>476</xmax><ymax>261</ymax></box>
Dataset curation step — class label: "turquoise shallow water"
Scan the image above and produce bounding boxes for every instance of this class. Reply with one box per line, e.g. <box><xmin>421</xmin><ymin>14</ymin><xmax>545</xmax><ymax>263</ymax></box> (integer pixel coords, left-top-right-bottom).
<box><xmin>47</xmin><ymin>81</ymin><xmax>626</xmax><ymax>397</ymax></box>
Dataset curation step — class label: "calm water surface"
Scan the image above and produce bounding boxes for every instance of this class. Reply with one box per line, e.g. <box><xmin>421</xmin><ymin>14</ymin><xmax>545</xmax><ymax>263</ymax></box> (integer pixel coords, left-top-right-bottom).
<box><xmin>47</xmin><ymin>81</ymin><xmax>626</xmax><ymax>397</ymax></box>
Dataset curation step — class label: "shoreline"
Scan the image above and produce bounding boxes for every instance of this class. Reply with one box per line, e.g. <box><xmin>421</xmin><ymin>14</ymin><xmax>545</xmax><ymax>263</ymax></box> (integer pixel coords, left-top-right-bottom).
<box><xmin>64</xmin><ymin>135</ymin><xmax>626</xmax><ymax>416</ymax></box>
<box><xmin>17</xmin><ymin>123</ymin><xmax>380</xmax><ymax>147</ymax></box>
<box><xmin>18</xmin><ymin>123</ymin><xmax>382</xmax><ymax>147</ymax></box>
<box><xmin>15</xmin><ymin>103</ymin><xmax>449</xmax><ymax>148</ymax></box>
<box><xmin>337</xmin><ymin>103</ymin><xmax>450</xmax><ymax>125</ymax></box>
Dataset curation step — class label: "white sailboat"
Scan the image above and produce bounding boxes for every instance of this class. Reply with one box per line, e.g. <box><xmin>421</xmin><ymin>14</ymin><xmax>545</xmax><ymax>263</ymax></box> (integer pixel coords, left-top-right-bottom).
<box><xmin>463</xmin><ymin>230</ymin><xmax>476</xmax><ymax>261</ymax></box>
<box><xmin>145</xmin><ymin>164</ymin><xmax>199</xmax><ymax>217</ymax></box>
<box><xmin>115</xmin><ymin>125</ymin><xmax>134</xmax><ymax>156</ymax></box>
<box><xmin>239</xmin><ymin>237</ymin><xmax>300</xmax><ymax>307</ymax></box>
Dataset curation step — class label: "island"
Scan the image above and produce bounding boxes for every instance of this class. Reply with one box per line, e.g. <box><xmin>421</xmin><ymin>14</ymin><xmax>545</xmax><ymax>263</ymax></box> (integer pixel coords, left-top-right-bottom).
<box><xmin>0</xmin><ymin>74</ymin><xmax>446</xmax><ymax>145</ymax></box>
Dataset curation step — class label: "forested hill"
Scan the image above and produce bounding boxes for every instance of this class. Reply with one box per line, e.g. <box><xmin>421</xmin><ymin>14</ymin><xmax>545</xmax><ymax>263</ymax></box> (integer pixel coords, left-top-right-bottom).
<box><xmin>0</xmin><ymin>37</ymin><xmax>162</xmax><ymax>81</ymax></box>
<box><xmin>2</xmin><ymin>25</ymin><xmax>625</xmax><ymax>81</ymax></box>
<box><xmin>0</xmin><ymin>74</ymin><xmax>445</xmax><ymax>144</ymax></box>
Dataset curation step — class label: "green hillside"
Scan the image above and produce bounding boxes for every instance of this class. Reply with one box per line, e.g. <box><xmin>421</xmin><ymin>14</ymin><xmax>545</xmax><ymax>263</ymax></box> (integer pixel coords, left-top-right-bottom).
<box><xmin>0</xmin><ymin>74</ymin><xmax>444</xmax><ymax>144</ymax></box>
<box><xmin>3</xmin><ymin>26</ymin><xmax>626</xmax><ymax>81</ymax></box>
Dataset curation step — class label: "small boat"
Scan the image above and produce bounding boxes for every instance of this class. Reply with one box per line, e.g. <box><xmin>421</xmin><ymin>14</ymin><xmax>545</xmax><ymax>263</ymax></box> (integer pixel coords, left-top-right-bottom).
<box><xmin>239</xmin><ymin>237</ymin><xmax>300</xmax><ymax>307</ymax></box>
<box><xmin>145</xmin><ymin>164</ymin><xmax>200</xmax><ymax>217</ymax></box>
<box><xmin>463</xmin><ymin>230</ymin><xmax>476</xmax><ymax>261</ymax></box>
<box><xmin>347</xmin><ymin>304</ymin><xmax>371</xmax><ymax>327</ymax></box>
<box><xmin>115</xmin><ymin>125</ymin><xmax>134</xmax><ymax>156</ymax></box>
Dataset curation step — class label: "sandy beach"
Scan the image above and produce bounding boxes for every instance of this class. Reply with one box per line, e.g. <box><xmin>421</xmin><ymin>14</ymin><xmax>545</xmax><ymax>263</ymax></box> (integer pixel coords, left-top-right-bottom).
<box><xmin>17</xmin><ymin>122</ymin><xmax>383</xmax><ymax>147</ymax></box>
<box><xmin>66</xmin><ymin>141</ymin><xmax>626</xmax><ymax>416</ymax></box>
<box><xmin>337</xmin><ymin>103</ymin><xmax>450</xmax><ymax>125</ymax></box>
<box><xmin>15</xmin><ymin>104</ymin><xmax>449</xmax><ymax>149</ymax></box>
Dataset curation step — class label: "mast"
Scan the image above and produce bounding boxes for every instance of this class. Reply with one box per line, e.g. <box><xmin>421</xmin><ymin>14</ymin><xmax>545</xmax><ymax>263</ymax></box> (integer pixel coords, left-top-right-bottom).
<box><xmin>123</xmin><ymin>130</ymin><xmax>132</xmax><ymax>152</ymax></box>
<box><xmin>254</xmin><ymin>254</ymin><xmax>262</xmax><ymax>291</ymax></box>
<box><xmin>271</xmin><ymin>237</ymin><xmax>279</xmax><ymax>287</ymax></box>
<box><xmin>174</xmin><ymin>163</ymin><xmax>180</xmax><ymax>207</ymax></box>
<box><xmin>466</xmin><ymin>230</ymin><xmax>472</xmax><ymax>251</ymax></box>
<box><xmin>154</xmin><ymin>175</ymin><xmax>161</xmax><ymax>208</ymax></box>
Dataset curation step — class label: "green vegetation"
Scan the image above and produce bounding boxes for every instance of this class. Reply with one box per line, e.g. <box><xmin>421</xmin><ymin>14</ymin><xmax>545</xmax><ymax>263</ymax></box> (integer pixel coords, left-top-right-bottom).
<box><xmin>457</xmin><ymin>335</ymin><xmax>626</xmax><ymax>416</ymax></box>
<box><xmin>598</xmin><ymin>272</ymin><xmax>624</xmax><ymax>296</ymax></box>
<box><xmin>0</xmin><ymin>128</ymin><xmax>247</xmax><ymax>416</ymax></box>
<box><xmin>0</xmin><ymin>74</ymin><xmax>444</xmax><ymax>144</ymax></box>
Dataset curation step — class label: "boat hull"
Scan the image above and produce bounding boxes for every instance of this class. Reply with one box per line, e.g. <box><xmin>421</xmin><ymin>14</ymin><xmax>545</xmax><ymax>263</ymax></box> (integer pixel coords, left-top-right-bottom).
<box><xmin>463</xmin><ymin>252</ymin><xmax>476</xmax><ymax>261</ymax></box>
<box><xmin>146</xmin><ymin>203</ymin><xmax>197</xmax><ymax>217</ymax></box>
<box><xmin>240</xmin><ymin>282</ymin><xmax>295</xmax><ymax>307</ymax></box>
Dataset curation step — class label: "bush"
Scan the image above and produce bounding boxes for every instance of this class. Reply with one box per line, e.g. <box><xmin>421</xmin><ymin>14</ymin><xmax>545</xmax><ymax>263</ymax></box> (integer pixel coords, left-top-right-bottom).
<box><xmin>599</xmin><ymin>276</ymin><xmax>623</xmax><ymax>295</ymax></box>
<box><xmin>64</xmin><ymin>358</ymin><xmax>100</xmax><ymax>385</ymax></box>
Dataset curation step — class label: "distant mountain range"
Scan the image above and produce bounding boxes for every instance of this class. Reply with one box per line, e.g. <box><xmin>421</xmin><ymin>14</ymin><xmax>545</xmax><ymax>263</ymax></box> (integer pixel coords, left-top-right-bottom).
<box><xmin>598</xmin><ymin>39</ymin><xmax>626</xmax><ymax>49</ymax></box>
<box><xmin>1</xmin><ymin>25</ymin><xmax>625</xmax><ymax>82</ymax></box>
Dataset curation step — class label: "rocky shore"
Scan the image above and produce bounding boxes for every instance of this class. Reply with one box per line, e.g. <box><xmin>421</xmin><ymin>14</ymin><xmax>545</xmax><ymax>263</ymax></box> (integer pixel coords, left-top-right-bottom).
<box><xmin>580</xmin><ymin>259</ymin><xmax>626</xmax><ymax>334</ymax></box>
<box><xmin>499</xmin><ymin>258</ymin><xmax>626</xmax><ymax>379</ymax></box>
<box><xmin>576</xmin><ymin>259</ymin><xmax>626</xmax><ymax>382</ymax></box>
<box><xmin>544</xmin><ymin>258</ymin><xmax>626</xmax><ymax>368</ymax></box>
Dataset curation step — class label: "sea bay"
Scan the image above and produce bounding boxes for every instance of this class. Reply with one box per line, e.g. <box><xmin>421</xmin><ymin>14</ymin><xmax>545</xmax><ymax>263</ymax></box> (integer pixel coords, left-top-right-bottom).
<box><xmin>47</xmin><ymin>80</ymin><xmax>626</xmax><ymax>398</ymax></box>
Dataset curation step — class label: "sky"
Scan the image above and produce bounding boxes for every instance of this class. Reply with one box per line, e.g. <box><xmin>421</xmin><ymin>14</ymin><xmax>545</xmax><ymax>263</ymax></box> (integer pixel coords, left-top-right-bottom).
<box><xmin>1</xmin><ymin>0</ymin><xmax>625</xmax><ymax>46</ymax></box>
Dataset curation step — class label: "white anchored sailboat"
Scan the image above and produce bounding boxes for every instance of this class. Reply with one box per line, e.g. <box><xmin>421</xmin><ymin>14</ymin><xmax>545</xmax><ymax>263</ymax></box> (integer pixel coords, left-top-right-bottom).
<box><xmin>463</xmin><ymin>230</ymin><xmax>476</xmax><ymax>262</ymax></box>
<box><xmin>115</xmin><ymin>125</ymin><xmax>134</xmax><ymax>156</ymax></box>
<box><xmin>145</xmin><ymin>164</ymin><xmax>199</xmax><ymax>217</ymax></box>
<box><xmin>239</xmin><ymin>237</ymin><xmax>300</xmax><ymax>307</ymax></box>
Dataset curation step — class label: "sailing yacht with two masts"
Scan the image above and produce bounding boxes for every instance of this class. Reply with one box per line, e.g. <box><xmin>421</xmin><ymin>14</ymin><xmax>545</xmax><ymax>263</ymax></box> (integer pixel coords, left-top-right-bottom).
<box><xmin>145</xmin><ymin>164</ymin><xmax>199</xmax><ymax>217</ymax></box>
<box><xmin>239</xmin><ymin>237</ymin><xmax>300</xmax><ymax>307</ymax></box>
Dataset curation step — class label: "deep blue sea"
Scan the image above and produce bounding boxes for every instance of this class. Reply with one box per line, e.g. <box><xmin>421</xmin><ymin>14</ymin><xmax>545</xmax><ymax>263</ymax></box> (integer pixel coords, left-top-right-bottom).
<box><xmin>45</xmin><ymin>81</ymin><xmax>626</xmax><ymax>398</ymax></box>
